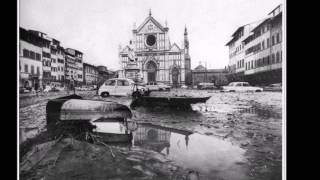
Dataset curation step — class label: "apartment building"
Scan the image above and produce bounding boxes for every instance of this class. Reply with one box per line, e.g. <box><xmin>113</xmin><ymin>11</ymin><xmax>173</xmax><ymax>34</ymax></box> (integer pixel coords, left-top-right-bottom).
<box><xmin>83</xmin><ymin>63</ymin><xmax>98</xmax><ymax>86</ymax></box>
<box><xmin>226</xmin><ymin>4</ymin><xmax>283</xmax><ymax>85</ymax></box>
<box><xmin>49</xmin><ymin>38</ymin><xmax>65</xmax><ymax>86</ymax></box>
<box><xmin>65</xmin><ymin>48</ymin><xmax>83</xmax><ymax>86</ymax></box>
<box><xmin>19</xmin><ymin>28</ymin><xmax>45</xmax><ymax>89</ymax></box>
<box><xmin>28</xmin><ymin>30</ymin><xmax>52</xmax><ymax>86</ymax></box>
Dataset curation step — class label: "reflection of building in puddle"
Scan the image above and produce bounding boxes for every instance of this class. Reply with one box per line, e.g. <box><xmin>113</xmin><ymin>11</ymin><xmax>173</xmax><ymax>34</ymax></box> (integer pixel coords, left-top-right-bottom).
<box><xmin>133</xmin><ymin>124</ymin><xmax>191</xmax><ymax>154</ymax></box>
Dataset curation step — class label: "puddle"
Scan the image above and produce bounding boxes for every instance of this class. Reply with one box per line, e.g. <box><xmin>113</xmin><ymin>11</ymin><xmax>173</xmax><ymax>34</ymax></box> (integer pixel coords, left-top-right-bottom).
<box><xmin>92</xmin><ymin>121</ymin><xmax>248</xmax><ymax>180</ymax></box>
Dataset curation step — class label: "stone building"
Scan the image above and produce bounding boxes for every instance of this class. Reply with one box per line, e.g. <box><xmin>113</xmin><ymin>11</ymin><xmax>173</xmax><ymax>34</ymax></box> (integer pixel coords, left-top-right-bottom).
<box><xmin>83</xmin><ymin>63</ymin><xmax>98</xmax><ymax>86</ymax></box>
<box><xmin>49</xmin><ymin>38</ymin><xmax>65</xmax><ymax>87</ymax></box>
<box><xmin>226</xmin><ymin>4</ymin><xmax>283</xmax><ymax>85</ymax></box>
<box><xmin>65</xmin><ymin>48</ymin><xmax>83</xmax><ymax>86</ymax></box>
<box><xmin>192</xmin><ymin>65</ymin><xmax>229</xmax><ymax>86</ymax></box>
<box><xmin>97</xmin><ymin>66</ymin><xmax>116</xmax><ymax>86</ymax></box>
<box><xmin>19</xmin><ymin>28</ymin><xmax>45</xmax><ymax>89</ymax></box>
<box><xmin>27</xmin><ymin>30</ymin><xmax>53</xmax><ymax>86</ymax></box>
<box><xmin>118</xmin><ymin>10</ymin><xmax>191</xmax><ymax>87</ymax></box>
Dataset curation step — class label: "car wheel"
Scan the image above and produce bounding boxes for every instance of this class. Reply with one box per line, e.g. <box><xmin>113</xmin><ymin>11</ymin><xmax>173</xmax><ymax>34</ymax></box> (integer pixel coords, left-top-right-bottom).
<box><xmin>101</xmin><ymin>92</ymin><xmax>109</xmax><ymax>97</ymax></box>
<box><xmin>159</xmin><ymin>88</ymin><xmax>163</xmax><ymax>91</ymax></box>
<box><xmin>255</xmin><ymin>90</ymin><xmax>262</xmax><ymax>92</ymax></box>
<box><xmin>230</xmin><ymin>90</ymin><xmax>235</xmax><ymax>92</ymax></box>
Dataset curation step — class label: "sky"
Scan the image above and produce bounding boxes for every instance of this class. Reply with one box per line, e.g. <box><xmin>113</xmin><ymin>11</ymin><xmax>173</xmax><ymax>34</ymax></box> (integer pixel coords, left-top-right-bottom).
<box><xmin>19</xmin><ymin>0</ymin><xmax>283</xmax><ymax>70</ymax></box>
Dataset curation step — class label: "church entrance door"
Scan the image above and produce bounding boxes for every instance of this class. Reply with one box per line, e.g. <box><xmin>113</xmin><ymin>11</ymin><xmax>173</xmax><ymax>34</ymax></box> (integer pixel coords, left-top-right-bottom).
<box><xmin>172</xmin><ymin>67</ymin><xmax>179</xmax><ymax>88</ymax></box>
<box><xmin>146</xmin><ymin>61</ymin><xmax>157</xmax><ymax>83</ymax></box>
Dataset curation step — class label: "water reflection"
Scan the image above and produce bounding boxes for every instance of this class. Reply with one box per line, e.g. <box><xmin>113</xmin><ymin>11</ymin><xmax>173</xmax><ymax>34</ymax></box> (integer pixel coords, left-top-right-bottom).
<box><xmin>92</xmin><ymin>121</ymin><xmax>248</xmax><ymax>180</ymax></box>
<box><xmin>133</xmin><ymin>123</ymin><xmax>191</xmax><ymax>154</ymax></box>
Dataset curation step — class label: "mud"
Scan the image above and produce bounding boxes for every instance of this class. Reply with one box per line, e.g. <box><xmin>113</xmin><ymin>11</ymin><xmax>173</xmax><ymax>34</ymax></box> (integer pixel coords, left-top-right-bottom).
<box><xmin>19</xmin><ymin>90</ymin><xmax>282</xmax><ymax>180</ymax></box>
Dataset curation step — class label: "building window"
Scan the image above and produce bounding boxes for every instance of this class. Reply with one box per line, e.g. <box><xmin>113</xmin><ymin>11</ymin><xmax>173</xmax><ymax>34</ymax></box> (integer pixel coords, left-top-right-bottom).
<box><xmin>248</xmin><ymin>62</ymin><xmax>250</xmax><ymax>70</ymax></box>
<box><xmin>31</xmin><ymin>65</ymin><xmax>34</xmax><ymax>75</ymax></box>
<box><xmin>36</xmin><ymin>53</ymin><xmax>41</xmax><ymax>61</ymax></box>
<box><xmin>276</xmin><ymin>52</ymin><xmax>280</xmax><ymax>63</ymax></box>
<box><xmin>280</xmin><ymin>51</ymin><xmax>282</xmax><ymax>62</ymax></box>
<box><xmin>267</xmin><ymin>56</ymin><xmax>270</xmax><ymax>65</ymax></box>
<box><xmin>251</xmin><ymin>60</ymin><xmax>254</xmax><ymax>69</ymax></box>
<box><xmin>37</xmin><ymin>67</ymin><xmax>40</xmax><ymax>75</ymax></box>
<box><xmin>30</xmin><ymin>51</ymin><xmax>35</xmax><ymax>59</ymax></box>
<box><xmin>267</xmin><ymin>38</ymin><xmax>270</xmax><ymax>48</ymax></box>
<box><xmin>24</xmin><ymin>64</ymin><xmax>28</xmax><ymax>73</ymax></box>
<box><xmin>272</xmin><ymin>36</ymin><xmax>275</xmax><ymax>46</ymax></box>
<box><xmin>276</xmin><ymin>33</ymin><xmax>280</xmax><ymax>43</ymax></box>
<box><xmin>272</xmin><ymin>54</ymin><xmax>275</xmax><ymax>63</ymax></box>
<box><xmin>23</xmin><ymin>49</ymin><xmax>29</xmax><ymax>57</ymax></box>
<box><xmin>262</xmin><ymin>41</ymin><xmax>265</xmax><ymax>49</ymax></box>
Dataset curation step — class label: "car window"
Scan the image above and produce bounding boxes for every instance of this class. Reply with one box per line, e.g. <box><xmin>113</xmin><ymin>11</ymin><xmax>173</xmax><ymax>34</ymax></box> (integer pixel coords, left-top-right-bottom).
<box><xmin>117</xmin><ymin>80</ymin><xmax>127</xmax><ymax>86</ymax></box>
<box><xmin>235</xmin><ymin>83</ymin><xmax>242</xmax><ymax>86</ymax></box>
<box><xmin>117</xmin><ymin>80</ymin><xmax>130</xmax><ymax>86</ymax></box>
<box><xmin>105</xmin><ymin>80</ymin><xmax>116</xmax><ymax>86</ymax></box>
<box><xmin>243</xmin><ymin>83</ymin><xmax>249</xmax><ymax>86</ymax></box>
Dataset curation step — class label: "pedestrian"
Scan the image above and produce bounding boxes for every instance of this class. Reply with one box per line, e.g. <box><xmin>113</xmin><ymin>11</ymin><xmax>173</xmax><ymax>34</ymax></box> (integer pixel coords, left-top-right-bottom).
<box><xmin>34</xmin><ymin>83</ymin><xmax>39</xmax><ymax>96</ymax></box>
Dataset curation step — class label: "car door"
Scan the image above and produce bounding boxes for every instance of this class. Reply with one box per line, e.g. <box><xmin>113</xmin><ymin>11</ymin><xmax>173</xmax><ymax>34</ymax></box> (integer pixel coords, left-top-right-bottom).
<box><xmin>104</xmin><ymin>79</ymin><xmax>116</xmax><ymax>95</ymax></box>
<box><xmin>116</xmin><ymin>79</ymin><xmax>132</xmax><ymax>96</ymax></box>
<box><xmin>235</xmin><ymin>83</ymin><xmax>243</xmax><ymax>91</ymax></box>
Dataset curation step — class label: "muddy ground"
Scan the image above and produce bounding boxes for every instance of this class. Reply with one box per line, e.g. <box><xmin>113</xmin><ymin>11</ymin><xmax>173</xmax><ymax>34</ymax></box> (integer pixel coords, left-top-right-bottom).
<box><xmin>19</xmin><ymin>89</ymin><xmax>282</xmax><ymax>180</ymax></box>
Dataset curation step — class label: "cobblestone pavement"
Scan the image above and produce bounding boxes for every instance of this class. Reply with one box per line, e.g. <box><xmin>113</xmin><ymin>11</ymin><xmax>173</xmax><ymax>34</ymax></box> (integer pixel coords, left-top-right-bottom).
<box><xmin>19</xmin><ymin>89</ymin><xmax>282</xmax><ymax>180</ymax></box>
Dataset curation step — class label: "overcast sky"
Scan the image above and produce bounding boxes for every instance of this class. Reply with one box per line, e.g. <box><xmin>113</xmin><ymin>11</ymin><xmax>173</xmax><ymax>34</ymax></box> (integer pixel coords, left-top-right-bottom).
<box><xmin>19</xmin><ymin>0</ymin><xmax>283</xmax><ymax>70</ymax></box>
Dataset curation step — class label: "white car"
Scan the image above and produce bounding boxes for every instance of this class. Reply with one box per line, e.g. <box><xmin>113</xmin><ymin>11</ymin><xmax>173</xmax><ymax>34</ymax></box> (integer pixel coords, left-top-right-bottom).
<box><xmin>222</xmin><ymin>82</ymin><xmax>263</xmax><ymax>92</ymax></box>
<box><xmin>181</xmin><ymin>85</ymin><xmax>188</xmax><ymax>89</ymax></box>
<box><xmin>98</xmin><ymin>78</ymin><xmax>146</xmax><ymax>97</ymax></box>
<box><xmin>145</xmin><ymin>82</ymin><xmax>171</xmax><ymax>91</ymax></box>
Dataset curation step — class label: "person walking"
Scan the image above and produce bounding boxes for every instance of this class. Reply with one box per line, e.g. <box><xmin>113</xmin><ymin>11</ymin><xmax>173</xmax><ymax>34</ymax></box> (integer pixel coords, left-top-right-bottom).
<box><xmin>34</xmin><ymin>83</ymin><xmax>39</xmax><ymax>96</ymax></box>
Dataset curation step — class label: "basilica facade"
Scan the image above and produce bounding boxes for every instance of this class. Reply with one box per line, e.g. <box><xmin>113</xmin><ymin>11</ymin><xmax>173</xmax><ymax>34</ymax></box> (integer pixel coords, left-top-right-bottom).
<box><xmin>118</xmin><ymin>10</ymin><xmax>191</xmax><ymax>87</ymax></box>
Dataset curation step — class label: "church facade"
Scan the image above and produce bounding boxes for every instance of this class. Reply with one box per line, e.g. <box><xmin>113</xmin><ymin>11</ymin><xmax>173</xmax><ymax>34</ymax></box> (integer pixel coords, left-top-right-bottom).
<box><xmin>118</xmin><ymin>10</ymin><xmax>191</xmax><ymax>87</ymax></box>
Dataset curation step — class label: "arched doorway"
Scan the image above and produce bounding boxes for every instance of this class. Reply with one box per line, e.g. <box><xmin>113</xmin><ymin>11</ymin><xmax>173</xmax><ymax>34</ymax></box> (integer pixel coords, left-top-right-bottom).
<box><xmin>172</xmin><ymin>67</ymin><xmax>179</xmax><ymax>88</ymax></box>
<box><xmin>146</xmin><ymin>61</ymin><xmax>157</xmax><ymax>83</ymax></box>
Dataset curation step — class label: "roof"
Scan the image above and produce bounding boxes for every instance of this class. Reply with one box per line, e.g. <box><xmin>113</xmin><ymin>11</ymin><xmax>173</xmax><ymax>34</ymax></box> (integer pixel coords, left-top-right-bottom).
<box><xmin>268</xmin><ymin>4</ymin><xmax>282</xmax><ymax>16</ymax></box>
<box><xmin>231</xmin><ymin>26</ymin><xmax>244</xmax><ymax>37</ymax></box>
<box><xmin>83</xmin><ymin>62</ymin><xmax>97</xmax><ymax>68</ymax></box>
<box><xmin>170</xmin><ymin>43</ymin><xmax>181</xmax><ymax>52</ymax></box>
<box><xmin>194</xmin><ymin>64</ymin><xmax>205</xmax><ymax>70</ymax></box>
<box><xmin>136</xmin><ymin>14</ymin><xmax>166</xmax><ymax>33</ymax></box>
<box><xmin>250</xmin><ymin>18</ymin><xmax>270</xmax><ymax>32</ymax></box>
<box><xmin>225</xmin><ymin>36</ymin><xmax>237</xmax><ymax>46</ymax></box>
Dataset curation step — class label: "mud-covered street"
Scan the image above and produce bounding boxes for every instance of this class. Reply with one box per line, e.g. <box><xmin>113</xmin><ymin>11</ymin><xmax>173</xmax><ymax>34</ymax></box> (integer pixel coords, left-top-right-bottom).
<box><xmin>19</xmin><ymin>90</ymin><xmax>282</xmax><ymax>180</ymax></box>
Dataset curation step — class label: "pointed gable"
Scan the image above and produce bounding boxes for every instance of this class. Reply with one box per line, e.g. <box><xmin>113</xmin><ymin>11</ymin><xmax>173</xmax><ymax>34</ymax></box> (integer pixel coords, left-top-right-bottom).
<box><xmin>136</xmin><ymin>16</ymin><xmax>165</xmax><ymax>34</ymax></box>
<box><xmin>170</xmin><ymin>43</ymin><xmax>181</xmax><ymax>52</ymax></box>
<box><xmin>120</xmin><ymin>45</ymin><xmax>131</xmax><ymax>54</ymax></box>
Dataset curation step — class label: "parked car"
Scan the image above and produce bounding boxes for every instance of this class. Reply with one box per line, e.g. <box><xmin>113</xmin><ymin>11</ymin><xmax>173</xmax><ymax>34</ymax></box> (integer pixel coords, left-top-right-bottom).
<box><xmin>263</xmin><ymin>83</ymin><xmax>282</xmax><ymax>92</ymax></box>
<box><xmin>98</xmin><ymin>78</ymin><xmax>146</xmax><ymax>97</ymax></box>
<box><xmin>181</xmin><ymin>85</ymin><xmax>188</xmax><ymax>89</ymax></box>
<box><xmin>19</xmin><ymin>87</ymin><xmax>31</xmax><ymax>93</ymax></box>
<box><xmin>222</xmin><ymin>82</ymin><xmax>263</xmax><ymax>92</ymax></box>
<box><xmin>145</xmin><ymin>82</ymin><xmax>171</xmax><ymax>91</ymax></box>
<box><xmin>197</xmin><ymin>82</ymin><xmax>216</xmax><ymax>90</ymax></box>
